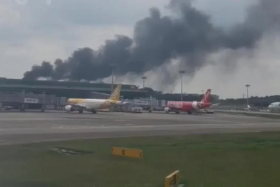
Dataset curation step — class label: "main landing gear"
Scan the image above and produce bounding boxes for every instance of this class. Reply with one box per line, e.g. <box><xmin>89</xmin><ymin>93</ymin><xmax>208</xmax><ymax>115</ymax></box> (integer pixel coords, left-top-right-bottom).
<box><xmin>78</xmin><ymin>108</ymin><xmax>97</xmax><ymax>114</ymax></box>
<box><xmin>174</xmin><ymin>111</ymin><xmax>193</xmax><ymax>115</ymax></box>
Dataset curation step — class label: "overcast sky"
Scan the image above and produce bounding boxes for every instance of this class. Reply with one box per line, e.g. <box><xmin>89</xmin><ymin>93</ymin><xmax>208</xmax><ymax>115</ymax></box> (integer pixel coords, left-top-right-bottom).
<box><xmin>1</xmin><ymin>0</ymin><xmax>279</xmax><ymax>99</ymax></box>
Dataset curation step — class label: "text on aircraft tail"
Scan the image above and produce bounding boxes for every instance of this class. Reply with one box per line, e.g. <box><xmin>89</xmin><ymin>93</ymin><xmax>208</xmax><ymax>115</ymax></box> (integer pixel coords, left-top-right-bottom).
<box><xmin>108</xmin><ymin>84</ymin><xmax>122</xmax><ymax>101</ymax></box>
<box><xmin>201</xmin><ymin>89</ymin><xmax>211</xmax><ymax>103</ymax></box>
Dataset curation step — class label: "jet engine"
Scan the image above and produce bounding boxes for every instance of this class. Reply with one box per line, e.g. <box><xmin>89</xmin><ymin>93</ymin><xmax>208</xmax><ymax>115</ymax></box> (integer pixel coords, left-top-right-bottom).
<box><xmin>65</xmin><ymin>105</ymin><xmax>74</xmax><ymax>112</ymax></box>
<box><xmin>164</xmin><ymin>107</ymin><xmax>170</xmax><ymax>113</ymax></box>
<box><xmin>192</xmin><ymin>101</ymin><xmax>199</xmax><ymax>109</ymax></box>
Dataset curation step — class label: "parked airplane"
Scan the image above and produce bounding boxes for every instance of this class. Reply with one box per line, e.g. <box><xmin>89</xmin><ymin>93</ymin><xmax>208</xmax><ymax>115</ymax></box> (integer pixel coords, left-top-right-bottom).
<box><xmin>164</xmin><ymin>89</ymin><xmax>212</xmax><ymax>114</ymax></box>
<box><xmin>65</xmin><ymin>84</ymin><xmax>122</xmax><ymax>114</ymax></box>
<box><xmin>268</xmin><ymin>102</ymin><xmax>280</xmax><ymax>112</ymax></box>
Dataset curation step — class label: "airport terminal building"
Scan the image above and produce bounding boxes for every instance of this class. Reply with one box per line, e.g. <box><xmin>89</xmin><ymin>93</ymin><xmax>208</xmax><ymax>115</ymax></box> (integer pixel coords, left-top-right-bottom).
<box><xmin>0</xmin><ymin>78</ymin><xmax>147</xmax><ymax>98</ymax></box>
<box><xmin>0</xmin><ymin>78</ymin><xmax>148</xmax><ymax>111</ymax></box>
<box><xmin>0</xmin><ymin>78</ymin><xmax>219</xmax><ymax>112</ymax></box>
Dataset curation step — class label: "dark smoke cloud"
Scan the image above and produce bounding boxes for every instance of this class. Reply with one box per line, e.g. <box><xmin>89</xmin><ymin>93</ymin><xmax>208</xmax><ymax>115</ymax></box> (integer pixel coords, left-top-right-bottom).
<box><xmin>23</xmin><ymin>0</ymin><xmax>280</xmax><ymax>82</ymax></box>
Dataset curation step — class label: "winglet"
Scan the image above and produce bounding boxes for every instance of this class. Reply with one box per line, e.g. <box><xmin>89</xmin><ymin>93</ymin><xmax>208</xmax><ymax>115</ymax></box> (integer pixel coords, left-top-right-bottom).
<box><xmin>201</xmin><ymin>89</ymin><xmax>211</xmax><ymax>103</ymax></box>
<box><xmin>108</xmin><ymin>84</ymin><xmax>122</xmax><ymax>101</ymax></box>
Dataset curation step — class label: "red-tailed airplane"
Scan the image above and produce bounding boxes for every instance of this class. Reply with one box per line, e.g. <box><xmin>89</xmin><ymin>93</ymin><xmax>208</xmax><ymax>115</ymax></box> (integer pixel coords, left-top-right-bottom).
<box><xmin>164</xmin><ymin>89</ymin><xmax>212</xmax><ymax>114</ymax></box>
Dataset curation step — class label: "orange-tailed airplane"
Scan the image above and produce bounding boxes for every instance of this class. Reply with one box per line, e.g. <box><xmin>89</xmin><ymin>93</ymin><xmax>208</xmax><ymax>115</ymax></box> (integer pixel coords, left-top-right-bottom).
<box><xmin>65</xmin><ymin>84</ymin><xmax>121</xmax><ymax>114</ymax></box>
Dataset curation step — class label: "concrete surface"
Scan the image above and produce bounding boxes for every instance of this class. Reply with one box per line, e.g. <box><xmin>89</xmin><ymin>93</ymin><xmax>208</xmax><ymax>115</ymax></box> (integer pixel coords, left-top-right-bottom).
<box><xmin>215</xmin><ymin>110</ymin><xmax>280</xmax><ymax>116</ymax></box>
<box><xmin>0</xmin><ymin>111</ymin><xmax>280</xmax><ymax>145</ymax></box>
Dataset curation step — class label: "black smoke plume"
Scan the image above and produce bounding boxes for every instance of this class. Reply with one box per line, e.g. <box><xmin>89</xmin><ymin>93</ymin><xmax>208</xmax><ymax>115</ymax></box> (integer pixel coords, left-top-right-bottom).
<box><xmin>23</xmin><ymin>0</ymin><xmax>280</xmax><ymax>82</ymax></box>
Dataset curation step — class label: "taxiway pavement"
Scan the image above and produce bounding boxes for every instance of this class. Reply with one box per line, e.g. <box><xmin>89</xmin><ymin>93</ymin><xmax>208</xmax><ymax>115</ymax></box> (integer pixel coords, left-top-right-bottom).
<box><xmin>0</xmin><ymin>111</ymin><xmax>280</xmax><ymax>145</ymax></box>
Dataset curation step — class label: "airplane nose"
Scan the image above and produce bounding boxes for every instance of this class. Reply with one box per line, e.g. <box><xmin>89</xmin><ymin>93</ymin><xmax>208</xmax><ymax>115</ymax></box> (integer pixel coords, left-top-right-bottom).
<box><xmin>268</xmin><ymin>105</ymin><xmax>272</xmax><ymax>108</ymax></box>
<box><xmin>268</xmin><ymin>104</ymin><xmax>274</xmax><ymax>109</ymax></box>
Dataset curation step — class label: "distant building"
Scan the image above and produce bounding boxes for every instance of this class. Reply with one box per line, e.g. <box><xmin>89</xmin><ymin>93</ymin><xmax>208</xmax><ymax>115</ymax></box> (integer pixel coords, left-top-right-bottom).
<box><xmin>0</xmin><ymin>78</ymin><xmax>147</xmax><ymax>99</ymax></box>
<box><xmin>0</xmin><ymin>78</ymin><xmax>220</xmax><ymax>101</ymax></box>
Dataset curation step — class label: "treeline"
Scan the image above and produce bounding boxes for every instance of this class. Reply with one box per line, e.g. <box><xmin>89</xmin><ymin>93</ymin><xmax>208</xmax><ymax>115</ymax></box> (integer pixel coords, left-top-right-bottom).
<box><xmin>141</xmin><ymin>88</ymin><xmax>279</xmax><ymax>106</ymax></box>
<box><xmin>219</xmin><ymin>95</ymin><xmax>280</xmax><ymax>107</ymax></box>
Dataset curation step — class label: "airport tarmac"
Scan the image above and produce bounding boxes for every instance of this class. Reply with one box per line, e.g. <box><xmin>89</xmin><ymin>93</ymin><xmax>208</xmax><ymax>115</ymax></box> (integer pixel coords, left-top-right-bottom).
<box><xmin>0</xmin><ymin>111</ymin><xmax>280</xmax><ymax>145</ymax></box>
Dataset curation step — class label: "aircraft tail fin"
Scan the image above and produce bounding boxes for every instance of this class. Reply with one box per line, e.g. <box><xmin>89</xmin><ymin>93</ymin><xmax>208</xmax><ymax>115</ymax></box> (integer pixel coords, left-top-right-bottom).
<box><xmin>201</xmin><ymin>89</ymin><xmax>211</xmax><ymax>103</ymax></box>
<box><xmin>108</xmin><ymin>84</ymin><xmax>122</xmax><ymax>101</ymax></box>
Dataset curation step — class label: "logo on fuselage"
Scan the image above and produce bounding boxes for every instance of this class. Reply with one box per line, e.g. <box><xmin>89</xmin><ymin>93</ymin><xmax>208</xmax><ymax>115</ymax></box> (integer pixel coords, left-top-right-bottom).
<box><xmin>168</xmin><ymin>101</ymin><xmax>183</xmax><ymax>108</ymax></box>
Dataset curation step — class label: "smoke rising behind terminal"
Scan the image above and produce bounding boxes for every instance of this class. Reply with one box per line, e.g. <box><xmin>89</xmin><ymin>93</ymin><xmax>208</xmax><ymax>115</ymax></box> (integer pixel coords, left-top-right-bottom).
<box><xmin>23</xmin><ymin>0</ymin><xmax>280</xmax><ymax>88</ymax></box>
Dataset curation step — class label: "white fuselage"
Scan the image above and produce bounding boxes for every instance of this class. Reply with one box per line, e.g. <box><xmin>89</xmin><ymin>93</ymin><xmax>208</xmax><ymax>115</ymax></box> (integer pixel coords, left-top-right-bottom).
<box><xmin>65</xmin><ymin>98</ymin><xmax>121</xmax><ymax>112</ymax></box>
<box><xmin>268</xmin><ymin>102</ymin><xmax>280</xmax><ymax>112</ymax></box>
<box><xmin>74</xmin><ymin>99</ymin><xmax>106</xmax><ymax>110</ymax></box>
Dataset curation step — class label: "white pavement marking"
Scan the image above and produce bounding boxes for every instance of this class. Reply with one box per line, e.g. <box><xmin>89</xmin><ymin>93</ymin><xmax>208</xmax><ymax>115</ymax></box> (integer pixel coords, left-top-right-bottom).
<box><xmin>49</xmin><ymin>125</ymin><xmax>158</xmax><ymax>130</ymax></box>
<box><xmin>240</xmin><ymin>123</ymin><xmax>256</xmax><ymax>126</ymax></box>
<box><xmin>0</xmin><ymin>118</ymin><xmax>64</xmax><ymax>121</ymax></box>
